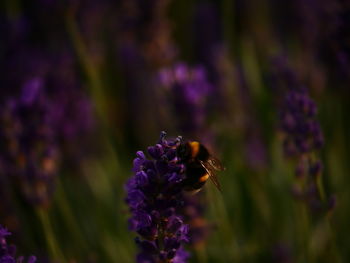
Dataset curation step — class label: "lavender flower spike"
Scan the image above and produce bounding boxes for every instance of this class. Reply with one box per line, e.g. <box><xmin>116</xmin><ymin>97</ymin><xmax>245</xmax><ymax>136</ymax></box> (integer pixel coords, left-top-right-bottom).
<box><xmin>273</xmin><ymin>56</ymin><xmax>332</xmax><ymax>214</ymax></box>
<box><xmin>0</xmin><ymin>224</ymin><xmax>36</xmax><ymax>263</ymax></box>
<box><xmin>158</xmin><ymin>63</ymin><xmax>212</xmax><ymax>137</ymax></box>
<box><xmin>125</xmin><ymin>132</ymin><xmax>190</xmax><ymax>263</ymax></box>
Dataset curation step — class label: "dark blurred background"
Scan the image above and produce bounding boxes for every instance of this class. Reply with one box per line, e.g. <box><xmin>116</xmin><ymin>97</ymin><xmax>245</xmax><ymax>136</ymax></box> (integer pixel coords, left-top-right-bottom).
<box><xmin>0</xmin><ymin>0</ymin><xmax>349</xmax><ymax>262</ymax></box>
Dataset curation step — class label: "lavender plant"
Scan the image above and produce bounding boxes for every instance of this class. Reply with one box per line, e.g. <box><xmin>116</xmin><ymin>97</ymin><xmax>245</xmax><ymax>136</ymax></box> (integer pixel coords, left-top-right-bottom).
<box><xmin>125</xmin><ymin>132</ymin><xmax>190</xmax><ymax>263</ymax></box>
<box><xmin>273</xmin><ymin>56</ymin><xmax>333</xmax><ymax>213</ymax></box>
<box><xmin>158</xmin><ymin>63</ymin><xmax>212</xmax><ymax>138</ymax></box>
<box><xmin>0</xmin><ymin>50</ymin><xmax>95</xmax><ymax>207</ymax></box>
<box><xmin>0</xmin><ymin>224</ymin><xmax>36</xmax><ymax>263</ymax></box>
<box><xmin>0</xmin><ymin>79</ymin><xmax>59</xmax><ymax>207</ymax></box>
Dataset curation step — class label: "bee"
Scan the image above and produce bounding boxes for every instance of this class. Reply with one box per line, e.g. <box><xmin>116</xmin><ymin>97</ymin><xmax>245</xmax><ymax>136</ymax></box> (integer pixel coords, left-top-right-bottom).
<box><xmin>177</xmin><ymin>141</ymin><xmax>225</xmax><ymax>193</ymax></box>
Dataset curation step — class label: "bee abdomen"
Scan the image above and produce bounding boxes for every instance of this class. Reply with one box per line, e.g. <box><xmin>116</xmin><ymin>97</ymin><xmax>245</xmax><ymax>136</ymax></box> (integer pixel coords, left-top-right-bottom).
<box><xmin>198</xmin><ymin>173</ymin><xmax>209</xmax><ymax>182</ymax></box>
<box><xmin>183</xmin><ymin>162</ymin><xmax>208</xmax><ymax>191</ymax></box>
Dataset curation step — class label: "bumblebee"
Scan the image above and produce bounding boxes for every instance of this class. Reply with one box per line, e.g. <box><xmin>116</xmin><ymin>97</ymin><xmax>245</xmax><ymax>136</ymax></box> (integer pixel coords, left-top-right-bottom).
<box><xmin>177</xmin><ymin>141</ymin><xmax>225</xmax><ymax>192</ymax></box>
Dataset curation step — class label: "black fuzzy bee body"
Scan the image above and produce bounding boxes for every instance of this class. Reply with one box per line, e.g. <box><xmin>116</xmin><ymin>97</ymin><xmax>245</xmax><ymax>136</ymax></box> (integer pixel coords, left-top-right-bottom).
<box><xmin>177</xmin><ymin>141</ymin><xmax>224</xmax><ymax>192</ymax></box>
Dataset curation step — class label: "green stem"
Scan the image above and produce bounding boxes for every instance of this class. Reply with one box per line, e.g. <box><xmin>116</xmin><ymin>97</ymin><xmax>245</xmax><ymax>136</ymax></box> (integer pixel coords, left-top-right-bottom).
<box><xmin>37</xmin><ymin>208</ymin><xmax>66</xmax><ymax>262</ymax></box>
<box><xmin>308</xmin><ymin>155</ymin><xmax>341</xmax><ymax>262</ymax></box>
<box><xmin>56</xmin><ymin>179</ymin><xmax>89</xmax><ymax>253</ymax></box>
<box><xmin>206</xmin><ymin>186</ymin><xmax>239</xmax><ymax>262</ymax></box>
<box><xmin>221</xmin><ymin>0</ymin><xmax>235</xmax><ymax>56</ymax></box>
<box><xmin>64</xmin><ymin>10</ymin><xmax>107</xmax><ymax>124</ymax></box>
<box><xmin>297</xmin><ymin>202</ymin><xmax>312</xmax><ymax>263</ymax></box>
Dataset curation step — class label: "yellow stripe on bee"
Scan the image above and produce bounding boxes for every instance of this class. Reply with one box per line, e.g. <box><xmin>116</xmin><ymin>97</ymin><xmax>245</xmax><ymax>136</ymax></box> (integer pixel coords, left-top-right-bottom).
<box><xmin>199</xmin><ymin>173</ymin><xmax>209</xmax><ymax>182</ymax></box>
<box><xmin>190</xmin><ymin>141</ymin><xmax>200</xmax><ymax>158</ymax></box>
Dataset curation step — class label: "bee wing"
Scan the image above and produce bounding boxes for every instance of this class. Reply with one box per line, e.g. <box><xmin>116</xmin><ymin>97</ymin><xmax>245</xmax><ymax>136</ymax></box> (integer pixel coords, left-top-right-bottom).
<box><xmin>200</xmin><ymin>160</ymin><xmax>222</xmax><ymax>192</ymax></box>
<box><xmin>207</xmin><ymin>156</ymin><xmax>226</xmax><ymax>171</ymax></box>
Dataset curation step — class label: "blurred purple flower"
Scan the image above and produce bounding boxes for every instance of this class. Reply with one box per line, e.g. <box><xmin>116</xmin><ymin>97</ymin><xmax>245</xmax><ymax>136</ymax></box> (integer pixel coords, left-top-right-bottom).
<box><xmin>0</xmin><ymin>224</ymin><xmax>36</xmax><ymax>263</ymax></box>
<box><xmin>0</xmin><ymin>79</ymin><xmax>58</xmax><ymax>207</ymax></box>
<box><xmin>158</xmin><ymin>63</ymin><xmax>212</xmax><ymax>138</ymax></box>
<box><xmin>273</xmin><ymin>57</ymin><xmax>324</xmax><ymax>157</ymax></box>
<box><xmin>244</xmin><ymin>132</ymin><xmax>268</xmax><ymax>171</ymax></box>
<box><xmin>125</xmin><ymin>132</ymin><xmax>190</xmax><ymax>263</ymax></box>
<box><xmin>0</xmin><ymin>48</ymin><xmax>95</xmax><ymax>207</ymax></box>
<box><xmin>272</xmin><ymin>56</ymin><xmax>333</xmax><ymax>214</ymax></box>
